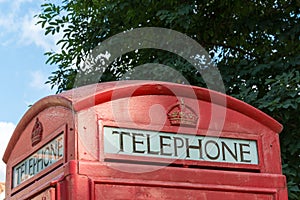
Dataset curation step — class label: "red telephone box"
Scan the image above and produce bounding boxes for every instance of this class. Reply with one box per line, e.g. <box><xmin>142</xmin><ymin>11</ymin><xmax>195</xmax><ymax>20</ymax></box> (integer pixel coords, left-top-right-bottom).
<box><xmin>3</xmin><ymin>81</ymin><xmax>288</xmax><ymax>199</ymax></box>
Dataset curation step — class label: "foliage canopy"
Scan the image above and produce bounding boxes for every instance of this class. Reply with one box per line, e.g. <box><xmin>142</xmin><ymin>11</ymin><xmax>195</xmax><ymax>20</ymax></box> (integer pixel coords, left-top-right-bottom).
<box><xmin>37</xmin><ymin>0</ymin><xmax>300</xmax><ymax>198</ymax></box>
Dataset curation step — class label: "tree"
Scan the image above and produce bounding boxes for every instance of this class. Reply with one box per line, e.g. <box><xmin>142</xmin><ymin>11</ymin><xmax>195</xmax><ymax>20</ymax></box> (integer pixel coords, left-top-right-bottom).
<box><xmin>36</xmin><ymin>0</ymin><xmax>300</xmax><ymax>198</ymax></box>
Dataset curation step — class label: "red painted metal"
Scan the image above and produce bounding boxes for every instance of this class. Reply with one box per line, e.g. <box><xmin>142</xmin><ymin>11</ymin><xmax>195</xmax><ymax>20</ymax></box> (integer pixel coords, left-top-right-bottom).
<box><xmin>3</xmin><ymin>81</ymin><xmax>288</xmax><ymax>199</ymax></box>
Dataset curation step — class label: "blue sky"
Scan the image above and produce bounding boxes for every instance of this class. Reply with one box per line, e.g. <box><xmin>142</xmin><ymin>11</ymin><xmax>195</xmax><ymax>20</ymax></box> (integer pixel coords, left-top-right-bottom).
<box><xmin>0</xmin><ymin>0</ymin><xmax>58</xmax><ymax>182</ymax></box>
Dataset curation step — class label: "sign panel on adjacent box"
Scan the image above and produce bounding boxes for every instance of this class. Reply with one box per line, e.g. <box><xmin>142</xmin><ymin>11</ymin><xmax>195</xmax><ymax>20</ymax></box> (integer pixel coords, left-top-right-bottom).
<box><xmin>12</xmin><ymin>133</ymin><xmax>64</xmax><ymax>188</ymax></box>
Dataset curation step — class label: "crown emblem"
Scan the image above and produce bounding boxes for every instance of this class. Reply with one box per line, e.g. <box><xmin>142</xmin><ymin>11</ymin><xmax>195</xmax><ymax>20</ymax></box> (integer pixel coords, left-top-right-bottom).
<box><xmin>31</xmin><ymin>118</ymin><xmax>43</xmax><ymax>147</ymax></box>
<box><xmin>167</xmin><ymin>98</ymin><xmax>198</xmax><ymax>127</ymax></box>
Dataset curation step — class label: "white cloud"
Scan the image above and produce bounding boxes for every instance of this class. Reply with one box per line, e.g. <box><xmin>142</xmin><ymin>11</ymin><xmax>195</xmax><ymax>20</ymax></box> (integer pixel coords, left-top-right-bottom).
<box><xmin>0</xmin><ymin>122</ymin><xmax>15</xmax><ymax>182</ymax></box>
<box><xmin>19</xmin><ymin>13</ymin><xmax>60</xmax><ymax>51</ymax></box>
<box><xmin>29</xmin><ymin>70</ymin><xmax>51</xmax><ymax>91</ymax></box>
<box><xmin>11</xmin><ymin>0</ymin><xmax>33</xmax><ymax>10</ymax></box>
<box><xmin>25</xmin><ymin>70</ymin><xmax>57</xmax><ymax>108</ymax></box>
<box><xmin>0</xmin><ymin>0</ymin><xmax>34</xmax><ymax>34</ymax></box>
<box><xmin>0</xmin><ymin>12</ymin><xmax>18</xmax><ymax>36</ymax></box>
<box><xmin>0</xmin><ymin>0</ymin><xmax>60</xmax><ymax>51</ymax></box>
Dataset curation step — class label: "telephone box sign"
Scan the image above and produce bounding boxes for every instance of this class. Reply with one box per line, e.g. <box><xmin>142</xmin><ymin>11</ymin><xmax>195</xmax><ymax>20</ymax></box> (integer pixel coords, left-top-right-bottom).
<box><xmin>104</xmin><ymin>127</ymin><xmax>259</xmax><ymax>165</ymax></box>
<box><xmin>12</xmin><ymin>133</ymin><xmax>64</xmax><ymax>188</ymax></box>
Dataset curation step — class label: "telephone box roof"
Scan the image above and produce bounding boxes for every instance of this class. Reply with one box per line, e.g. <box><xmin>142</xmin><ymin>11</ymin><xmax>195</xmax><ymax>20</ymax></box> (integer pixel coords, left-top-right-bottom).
<box><xmin>3</xmin><ymin>80</ymin><xmax>282</xmax><ymax>163</ymax></box>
